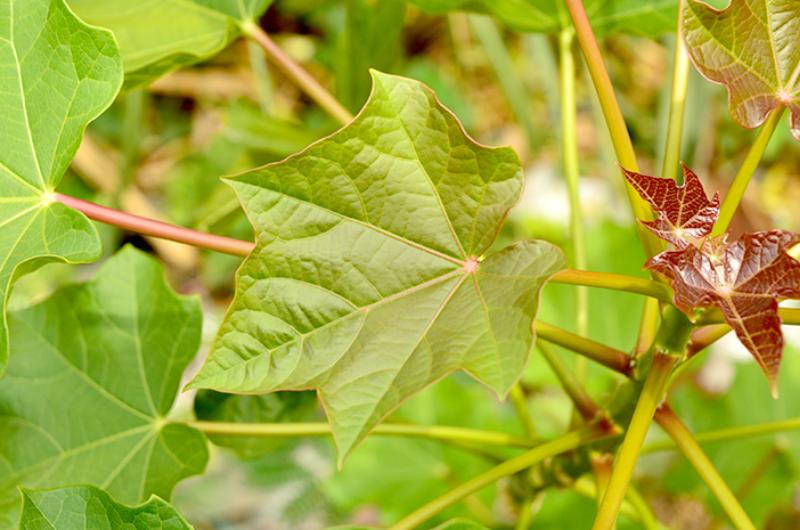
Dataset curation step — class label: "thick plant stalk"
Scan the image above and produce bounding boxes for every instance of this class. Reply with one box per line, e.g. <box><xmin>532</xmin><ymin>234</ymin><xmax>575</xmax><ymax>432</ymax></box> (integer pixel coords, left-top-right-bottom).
<box><xmin>535</xmin><ymin>321</ymin><xmax>632</xmax><ymax>376</ymax></box>
<box><xmin>389</xmin><ymin>424</ymin><xmax>617</xmax><ymax>530</ymax></box>
<box><xmin>655</xmin><ymin>406</ymin><xmax>756</xmax><ymax>530</ymax></box>
<box><xmin>54</xmin><ymin>193</ymin><xmax>254</xmax><ymax>257</ymax></box>
<box><xmin>592</xmin><ymin>352</ymin><xmax>677</xmax><ymax>530</ymax></box>
<box><xmin>241</xmin><ymin>21</ymin><xmax>354</xmax><ymax>126</ymax></box>
<box><xmin>713</xmin><ymin>107</ymin><xmax>785</xmax><ymax>235</ymax></box>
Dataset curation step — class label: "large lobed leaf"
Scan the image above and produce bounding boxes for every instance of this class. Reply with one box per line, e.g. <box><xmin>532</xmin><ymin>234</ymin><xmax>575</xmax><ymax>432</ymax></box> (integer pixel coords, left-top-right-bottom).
<box><xmin>69</xmin><ymin>0</ymin><xmax>271</xmax><ymax>87</ymax></box>
<box><xmin>0</xmin><ymin>0</ymin><xmax>122</xmax><ymax>376</ymax></box>
<box><xmin>625</xmin><ymin>167</ymin><xmax>800</xmax><ymax>394</ymax></box>
<box><xmin>187</xmin><ymin>71</ymin><xmax>566</xmax><ymax>461</ymax></box>
<box><xmin>410</xmin><ymin>0</ymin><xmax>679</xmax><ymax>37</ymax></box>
<box><xmin>0</xmin><ymin>247</ymin><xmax>207</xmax><ymax>525</ymax></box>
<box><xmin>19</xmin><ymin>486</ymin><xmax>191</xmax><ymax>530</ymax></box>
<box><xmin>683</xmin><ymin>0</ymin><xmax>800</xmax><ymax>139</ymax></box>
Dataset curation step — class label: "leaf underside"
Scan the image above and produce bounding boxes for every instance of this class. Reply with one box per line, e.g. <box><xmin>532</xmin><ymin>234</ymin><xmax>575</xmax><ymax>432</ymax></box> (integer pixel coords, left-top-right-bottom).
<box><xmin>410</xmin><ymin>0</ymin><xmax>678</xmax><ymax>37</ymax></box>
<box><xmin>188</xmin><ymin>71</ymin><xmax>565</xmax><ymax>462</ymax></box>
<box><xmin>625</xmin><ymin>167</ymin><xmax>800</xmax><ymax>393</ymax></box>
<box><xmin>0</xmin><ymin>247</ymin><xmax>207</xmax><ymax>526</ymax></box>
<box><xmin>20</xmin><ymin>486</ymin><xmax>191</xmax><ymax>530</ymax></box>
<box><xmin>683</xmin><ymin>0</ymin><xmax>800</xmax><ymax>139</ymax></box>
<box><xmin>0</xmin><ymin>0</ymin><xmax>123</xmax><ymax>376</ymax></box>
<box><xmin>69</xmin><ymin>0</ymin><xmax>272</xmax><ymax>87</ymax></box>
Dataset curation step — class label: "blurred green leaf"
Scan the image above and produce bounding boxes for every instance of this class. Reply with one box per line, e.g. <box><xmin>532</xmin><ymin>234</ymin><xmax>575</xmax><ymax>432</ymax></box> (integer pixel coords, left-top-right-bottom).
<box><xmin>69</xmin><ymin>0</ymin><xmax>273</xmax><ymax>87</ymax></box>
<box><xmin>20</xmin><ymin>486</ymin><xmax>192</xmax><ymax>530</ymax></box>
<box><xmin>0</xmin><ymin>247</ymin><xmax>207</xmax><ymax>525</ymax></box>
<box><xmin>410</xmin><ymin>0</ymin><xmax>679</xmax><ymax>37</ymax></box>
<box><xmin>334</xmin><ymin>0</ymin><xmax>406</xmax><ymax>111</ymax></box>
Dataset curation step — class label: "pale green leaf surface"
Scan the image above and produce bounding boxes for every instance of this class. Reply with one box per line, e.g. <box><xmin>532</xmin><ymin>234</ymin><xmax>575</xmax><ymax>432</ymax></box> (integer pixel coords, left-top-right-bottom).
<box><xmin>683</xmin><ymin>0</ymin><xmax>800</xmax><ymax>139</ymax></box>
<box><xmin>409</xmin><ymin>0</ymin><xmax>678</xmax><ymax>37</ymax></box>
<box><xmin>68</xmin><ymin>0</ymin><xmax>272</xmax><ymax>87</ymax></box>
<box><xmin>187</xmin><ymin>71</ymin><xmax>566</xmax><ymax>461</ymax></box>
<box><xmin>0</xmin><ymin>0</ymin><xmax>122</xmax><ymax>375</ymax></box>
<box><xmin>0</xmin><ymin>247</ymin><xmax>207</xmax><ymax>525</ymax></box>
<box><xmin>19</xmin><ymin>486</ymin><xmax>191</xmax><ymax>530</ymax></box>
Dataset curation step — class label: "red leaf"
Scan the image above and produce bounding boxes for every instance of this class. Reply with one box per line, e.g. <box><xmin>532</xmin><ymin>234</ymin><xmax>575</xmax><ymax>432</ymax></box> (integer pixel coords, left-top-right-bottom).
<box><xmin>625</xmin><ymin>165</ymin><xmax>800</xmax><ymax>395</ymax></box>
<box><xmin>623</xmin><ymin>165</ymin><xmax>719</xmax><ymax>248</ymax></box>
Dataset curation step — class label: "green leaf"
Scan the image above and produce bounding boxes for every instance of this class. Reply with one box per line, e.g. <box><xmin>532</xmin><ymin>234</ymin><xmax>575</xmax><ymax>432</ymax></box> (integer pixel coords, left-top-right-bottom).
<box><xmin>409</xmin><ymin>0</ymin><xmax>678</xmax><ymax>37</ymax></box>
<box><xmin>68</xmin><ymin>0</ymin><xmax>272</xmax><ymax>87</ymax></box>
<box><xmin>0</xmin><ymin>0</ymin><xmax>122</xmax><ymax>376</ymax></box>
<box><xmin>194</xmin><ymin>390</ymin><xmax>318</xmax><ymax>459</ymax></box>
<box><xmin>187</xmin><ymin>71</ymin><xmax>566</xmax><ymax>462</ymax></box>
<box><xmin>0</xmin><ymin>247</ymin><xmax>207</xmax><ymax>525</ymax></box>
<box><xmin>682</xmin><ymin>0</ymin><xmax>800</xmax><ymax>140</ymax></box>
<box><xmin>19</xmin><ymin>486</ymin><xmax>192</xmax><ymax>530</ymax></box>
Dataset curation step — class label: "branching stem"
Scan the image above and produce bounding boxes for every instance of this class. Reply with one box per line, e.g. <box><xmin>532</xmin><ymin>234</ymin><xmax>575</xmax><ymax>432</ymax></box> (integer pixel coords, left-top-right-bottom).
<box><xmin>538</xmin><ymin>340</ymin><xmax>601</xmax><ymax>420</ymax></box>
<box><xmin>644</xmin><ymin>417</ymin><xmax>800</xmax><ymax>452</ymax></box>
<box><xmin>592</xmin><ymin>353</ymin><xmax>678</xmax><ymax>529</ymax></box>
<box><xmin>389</xmin><ymin>423</ymin><xmax>617</xmax><ymax>530</ymax></box>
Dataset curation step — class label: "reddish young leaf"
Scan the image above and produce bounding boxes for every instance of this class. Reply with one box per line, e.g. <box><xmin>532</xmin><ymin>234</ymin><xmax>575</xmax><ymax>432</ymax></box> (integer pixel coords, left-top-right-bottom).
<box><xmin>623</xmin><ymin>165</ymin><xmax>719</xmax><ymax>248</ymax></box>
<box><xmin>624</xmin><ymin>166</ymin><xmax>800</xmax><ymax>395</ymax></box>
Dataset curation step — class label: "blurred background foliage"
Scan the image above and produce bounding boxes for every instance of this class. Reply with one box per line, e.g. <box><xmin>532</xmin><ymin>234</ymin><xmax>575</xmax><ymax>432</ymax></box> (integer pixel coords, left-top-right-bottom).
<box><xmin>12</xmin><ymin>0</ymin><xmax>800</xmax><ymax>528</ymax></box>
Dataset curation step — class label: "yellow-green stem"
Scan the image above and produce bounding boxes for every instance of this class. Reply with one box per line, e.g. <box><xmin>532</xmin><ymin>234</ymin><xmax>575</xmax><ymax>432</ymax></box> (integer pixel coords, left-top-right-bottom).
<box><xmin>390</xmin><ymin>424</ymin><xmax>616</xmax><ymax>530</ymax></box>
<box><xmin>538</xmin><ymin>340</ymin><xmax>600</xmax><ymax>420</ymax></box>
<box><xmin>563</xmin><ymin>0</ymin><xmax>661</xmax><ymax>258</ymax></box>
<box><xmin>713</xmin><ymin>107</ymin><xmax>785</xmax><ymax>235</ymax></box>
<box><xmin>535</xmin><ymin>321</ymin><xmax>632</xmax><ymax>376</ymax></box>
<box><xmin>655</xmin><ymin>406</ymin><xmax>756</xmax><ymax>530</ymax></box>
<box><xmin>625</xmin><ymin>484</ymin><xmax>661</xmax><ymax>530</ymax></box>
<box><xmin>593</xmin><ymin>353</ymin><xmax>677</xmax><ymax>530</ymax></box>
<box><xmin>242</xmin><ymin>21</ymin><xmax>353</xmax><ymax>126</ymax></box>
<box><xmin>189</xmin><ymin>421</ymin><xmax>536</xmax><ymax>448</ymax></box>
<box><xmin>559</xmin><ymin>28</ymin><xmax>589</xmax><ymax>382</ymax></box>
<box><xmin>549</xmin><ymin>270</ymin><xmax>672</xmax><ymax>303</ymax></box>
<box><xmin>509</xmin><ymin>384</ymin><xmax>540</xmax><ymax>440</ymax></box>
<box><xmin>659</xmin><ymin>7</ymin><xmax>690</xmax><ymax>183</ymax></box>
<box><xmin>643</xmin><ymin>418</ymin><xmax>800</xmax><ymax>452</ymax></box>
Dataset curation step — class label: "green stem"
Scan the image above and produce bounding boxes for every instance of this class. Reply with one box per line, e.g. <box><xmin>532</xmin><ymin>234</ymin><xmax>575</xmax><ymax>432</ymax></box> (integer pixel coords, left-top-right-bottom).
<box><xmin>535</xmin><ymin>321</ymin><xmax>632</xmax><ymax>376</ymax></box>
<box><xmin>189</xmin><ymin>421</ymin><xmax>536</xmax><ymax>448</ymax></box>
<box><xmin>389</xmin><ymin>424</ymin><xmax>616</xmax><ymax>530</ymax></box>
<box><xmin>659</xmin><ymin>5</ymin><xmax>690</xmax><ymax>183</ymax></box>
<box><xmin>687</xmin><ymin>324</ymin><xmax>731</xmax><ymax>358</ymax></box>
<box><xmin>515</xmin><ymin>497</ymin><xmax>536</xmax><ymax>530</ymax></box>
<box><xmin>469</xmin><ymin>15</ymin><xmax>538</xmax><ymax>148</ymax></box>
<box><xmin>538</xmin><ymin>340</ymin><xmax>601</xmax><ymax>420</ymax></box>
<box><xmin>241</xmin><ymin>21</ymin><xmax>354</xmax><ymax>126</ymax></box>
<box><xmin>643</xmin><ymin>417</ymin><xmax>800</xmax><ymax>452</ymax></box>
<box><xmin>509</xmin><ymin>384</ymin><xmax>540</xmax><ymax>440</ymax></box>
<box><xmin>712</xmin><ymin>107</ymin><xmax>785</xmax><ymax>235</ymax></box>
<box><xmin>563</xmin><ymin>0</ymin><xmax>661</xmax><ymax>258</ymax></box>
<box><xmin>573</xmin><ymin>475</ymin><xmax>641</xmax><ymax>523</ymax></box>
<box><xmin>655</xmin><ymin>406</ymin><xmax>756</xmax><ymax>530</ymax></box>
<box><xmin>550</xmin><ymin>270</ymin><xmax>672</xmax><ymax>303</ymax></box>
<box><xmin>559</xmin><ymin>27</ymin><xmax>589</xmax><ymax>384</ymax></box>
<box><xmin>592</xmin><ymin>353</ymin><xmax>677</xmax><ymax>530</ymax></box>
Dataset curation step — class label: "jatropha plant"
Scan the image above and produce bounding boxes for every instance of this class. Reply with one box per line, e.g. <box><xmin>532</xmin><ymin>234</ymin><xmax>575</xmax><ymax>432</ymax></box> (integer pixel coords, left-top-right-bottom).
<box><xmin>1</xmin><ymin>0</ymin><xmax>800</xmax><ymax>529</ymax></box>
